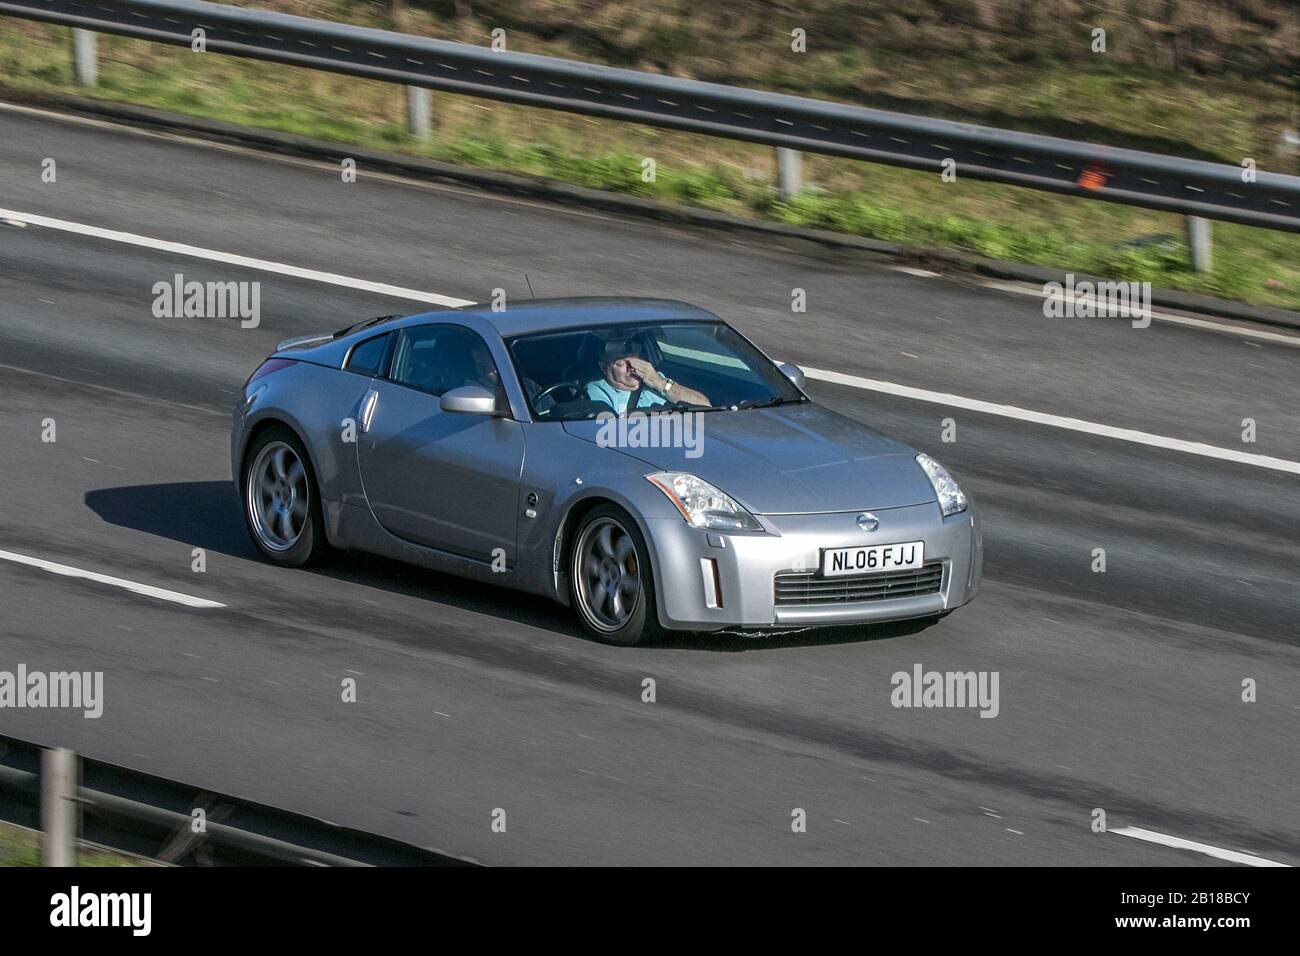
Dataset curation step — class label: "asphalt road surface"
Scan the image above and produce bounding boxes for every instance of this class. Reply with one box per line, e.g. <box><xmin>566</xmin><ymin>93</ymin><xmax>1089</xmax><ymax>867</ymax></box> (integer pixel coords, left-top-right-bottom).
<box><xmin>0</xmin><ymin>103</ymin><xmax>1296</xmax><ymax>865</ymax></box>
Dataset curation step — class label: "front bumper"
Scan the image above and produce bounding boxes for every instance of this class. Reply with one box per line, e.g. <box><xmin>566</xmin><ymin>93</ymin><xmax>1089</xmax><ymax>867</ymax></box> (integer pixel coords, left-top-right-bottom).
<box><xmin>645</xmin><ymin>501</ymin><xmax>982</xmax><ymax>631</ymax></box>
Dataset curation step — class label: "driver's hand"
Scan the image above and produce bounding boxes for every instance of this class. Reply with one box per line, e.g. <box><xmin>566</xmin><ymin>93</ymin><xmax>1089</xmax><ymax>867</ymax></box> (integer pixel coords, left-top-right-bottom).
<box><xmin>626</xmin><ymin>358</ymin><xmax>666</xmax><ymax>391</ymax></box>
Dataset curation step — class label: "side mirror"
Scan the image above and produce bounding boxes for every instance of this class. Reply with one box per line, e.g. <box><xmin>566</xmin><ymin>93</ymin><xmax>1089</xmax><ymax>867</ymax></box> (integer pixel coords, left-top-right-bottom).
<box><xmin>440</xmin><ymin>385</ymin><xmax>500</xmax><ymax>416</ymax></box>
<box><xmin>778</xmin><ymin>362</ymin><xmax>806</xmax><ymax>390</ymax></box>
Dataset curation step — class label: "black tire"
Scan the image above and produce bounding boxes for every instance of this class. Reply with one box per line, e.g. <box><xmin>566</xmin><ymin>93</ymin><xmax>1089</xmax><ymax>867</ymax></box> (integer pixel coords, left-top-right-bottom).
<box><xmin>568</xmin><ymin>504</ymin><xmax>665</xmax><ymax>647</ymax></box>
<box><xmin>240</xmin><ymin>424</ymin><xmax>333</xmax><ymax>567</ymax></box>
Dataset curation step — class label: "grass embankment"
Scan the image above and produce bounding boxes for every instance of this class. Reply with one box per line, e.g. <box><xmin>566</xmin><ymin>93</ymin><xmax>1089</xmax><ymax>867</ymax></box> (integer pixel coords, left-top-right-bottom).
<box><xmin>0</xmin><ymin>820</ymin><xmax>149</xmax><ymax>866</ymax></box>
<box><xmin>2</xmin><ymin>2</ymin><xmax>1298</xmax><ymax>308</ymax></box>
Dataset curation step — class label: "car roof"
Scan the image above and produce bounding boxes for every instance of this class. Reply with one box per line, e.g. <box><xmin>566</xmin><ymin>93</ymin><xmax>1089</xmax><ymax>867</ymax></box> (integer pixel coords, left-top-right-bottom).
<box><xmin>416</xmin><ymin>297</ymin><xmax>720</xmax><ymax>337</ymax></box>
<box><xmin>272</xmin><ymin>298</ymin><xmax>723</xmax><ymax>368</ymax></box>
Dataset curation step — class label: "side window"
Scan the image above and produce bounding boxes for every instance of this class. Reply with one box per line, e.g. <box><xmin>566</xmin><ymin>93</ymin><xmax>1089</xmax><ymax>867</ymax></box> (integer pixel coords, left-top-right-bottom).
<box><xmin>390</xmin><ymin>325</ymin><xmax>502</xmax><ymax>398</ymax></box>
<box><xmin>344</xmin><ymin>332</ymin><xmax>390</xmax><ymax>376</ymax></box>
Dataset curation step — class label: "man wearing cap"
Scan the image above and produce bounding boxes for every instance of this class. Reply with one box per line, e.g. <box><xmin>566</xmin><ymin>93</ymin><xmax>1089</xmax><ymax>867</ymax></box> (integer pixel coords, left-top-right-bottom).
<box><xmin>586</xmin><ymin>339</ymin><xmax>710</xmax><ymax>413</ymax></box>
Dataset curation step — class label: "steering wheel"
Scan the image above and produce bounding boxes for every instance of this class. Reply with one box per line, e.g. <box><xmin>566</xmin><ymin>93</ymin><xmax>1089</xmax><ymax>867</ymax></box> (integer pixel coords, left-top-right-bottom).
<box><xmin>534</xmin><ymin>382</ymin><xmax>585</xmax><ymax>407</ymax></box>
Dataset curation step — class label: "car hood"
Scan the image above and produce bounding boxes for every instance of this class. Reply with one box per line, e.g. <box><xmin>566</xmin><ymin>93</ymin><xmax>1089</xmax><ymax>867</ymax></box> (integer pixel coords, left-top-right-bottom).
<box><xmin>561</xmin><ymin>402</ymin><xmax>937</xmax><ymax>514</ymax></box>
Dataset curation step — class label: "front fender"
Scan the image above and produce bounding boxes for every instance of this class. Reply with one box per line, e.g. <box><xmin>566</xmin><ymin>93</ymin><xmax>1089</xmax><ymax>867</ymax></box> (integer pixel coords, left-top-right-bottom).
<box><xmin>515</xmin><ymin>424</ymin><xmax>686</xmax><ymax>603</ymax></box>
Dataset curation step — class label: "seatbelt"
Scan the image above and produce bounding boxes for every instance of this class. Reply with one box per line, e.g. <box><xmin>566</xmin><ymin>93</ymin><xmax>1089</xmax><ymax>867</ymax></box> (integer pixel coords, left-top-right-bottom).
<box><xmin>625</xmin><ymin>383</ymin><xmax>646</xmax><ymax>414</ymax></box>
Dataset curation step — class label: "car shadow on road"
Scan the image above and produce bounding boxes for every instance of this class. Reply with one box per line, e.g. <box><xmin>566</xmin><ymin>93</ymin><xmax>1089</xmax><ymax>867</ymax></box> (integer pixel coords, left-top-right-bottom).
<box><xmin>84</xmin><ymin>480</ymin><xmax>930</xmax><ymax>651</ymax></box>
<box><xmin>82</xmin><ymin>480</ymin><xmax>578</xmax><ymax>638</ymax></box>
<box><xmin>85</xmin><ymin>481</ymin><xmax>262</xmax><ymax>560</ymax></box>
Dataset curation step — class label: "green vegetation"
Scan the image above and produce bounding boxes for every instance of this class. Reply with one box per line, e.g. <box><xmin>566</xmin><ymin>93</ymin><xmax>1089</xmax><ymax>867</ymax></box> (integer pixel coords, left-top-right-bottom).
<box><xmin>0</xmin><ymin>820</ymin><xmax>150</xmax><ymax>866</ymax></box>
<box><xmin>1</xmin><ymin>2</ymin><xmax>1297</xmax><ymax>308</ymax></box>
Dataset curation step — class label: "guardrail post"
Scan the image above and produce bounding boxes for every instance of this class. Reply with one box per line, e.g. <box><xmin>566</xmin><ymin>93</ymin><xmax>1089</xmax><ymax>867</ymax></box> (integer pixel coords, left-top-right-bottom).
<box><xmin>71</xmin><ymin>28</ymin><xmax>97</xmax><ymax>86</ymax></box>
<box><xmin>40</xmin><ymin>747</ymin><xmax>78</xmax><ymax>867</ymax></box>
<box><xmin>776</xmin><ymin>147</ymin><xmax>802</xmax><ymax>200</ymax></box>
<box><xmin>407</xmin><ymin>86</ymin><xmax>431</xmax><ymax>140</ymax></box>
<box><xmin>1185</xmin><ymin>216</ymin><xmax>1212</xmax><ymax>272</ymax></box>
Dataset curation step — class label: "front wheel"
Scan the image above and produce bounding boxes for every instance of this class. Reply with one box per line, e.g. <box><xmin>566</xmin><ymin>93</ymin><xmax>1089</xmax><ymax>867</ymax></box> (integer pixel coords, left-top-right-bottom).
<box><xmin>569</xmin><ymin>505</ymin><xmax>664</xmax><ymax>647</ymax></box>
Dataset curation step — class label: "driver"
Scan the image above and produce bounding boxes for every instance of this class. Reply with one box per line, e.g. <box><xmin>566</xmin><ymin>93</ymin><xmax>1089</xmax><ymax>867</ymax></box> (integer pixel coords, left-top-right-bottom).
<box><xmin>586</xmin><ymin>339</ymin><xmax>709</xmax><ymax>414</ymax></box>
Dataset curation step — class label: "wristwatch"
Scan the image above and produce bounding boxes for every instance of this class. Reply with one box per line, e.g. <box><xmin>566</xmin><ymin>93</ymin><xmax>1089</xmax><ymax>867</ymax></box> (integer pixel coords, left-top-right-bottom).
<box><xmin>661</xmin><ymin>378</ymin><xmax>675</xmax><ymax>395</ymax></box>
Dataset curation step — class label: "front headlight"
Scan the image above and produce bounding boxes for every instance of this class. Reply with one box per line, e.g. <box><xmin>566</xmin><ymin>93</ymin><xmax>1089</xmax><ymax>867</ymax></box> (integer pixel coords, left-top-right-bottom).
<box><xmin>916</xmin><ymin>453</ymin><xmax>968</xmax><ymax>517</ymax></box>
<box><xmin>645</xmin><ymin>472</ymin><xmax>763</xmax><ymax>532</ymax></box>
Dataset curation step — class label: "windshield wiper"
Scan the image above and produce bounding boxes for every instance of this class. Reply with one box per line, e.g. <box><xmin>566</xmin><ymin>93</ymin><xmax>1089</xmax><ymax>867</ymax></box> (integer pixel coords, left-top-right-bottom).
<box><xmin>626</xmin><ymin>396</ymin><xmax>802</xmax><ymax>415</ymax></box>
<box><xmin>639</xmin><ymin>400</ymin><xmax>700</xmax><ymax>415</ymax></box>
<box><xmin>732</xmin><ymin>396</ymin><xmax>800</xmax><ymax>410</ymax></box>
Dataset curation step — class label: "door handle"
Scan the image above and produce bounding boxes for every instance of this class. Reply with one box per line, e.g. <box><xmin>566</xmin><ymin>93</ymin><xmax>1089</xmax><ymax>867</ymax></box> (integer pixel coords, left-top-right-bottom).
<box><xmin>360</xmin><ymin>389</ymin><xmax>379</xmax><ymax>433</ymax></box>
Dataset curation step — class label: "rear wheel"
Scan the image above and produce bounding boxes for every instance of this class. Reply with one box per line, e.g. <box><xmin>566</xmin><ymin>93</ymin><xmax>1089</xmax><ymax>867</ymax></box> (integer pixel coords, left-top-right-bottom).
<box><xmin>241</xmin><ymin>425</ymin><xmax>332</xmax><ymax>567</ymax></box>
<box><xmin>569</xmin><ymin>505</ymin><xmax>664</xmax><ymax>647</ymax></box>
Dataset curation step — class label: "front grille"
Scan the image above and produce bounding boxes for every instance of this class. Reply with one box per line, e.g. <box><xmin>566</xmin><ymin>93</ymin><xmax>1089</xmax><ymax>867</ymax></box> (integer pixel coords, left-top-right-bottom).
<box><xmin>774</xmin><ymin>563</ymin><xmax>944</xmax><ymax>607</ymax></box>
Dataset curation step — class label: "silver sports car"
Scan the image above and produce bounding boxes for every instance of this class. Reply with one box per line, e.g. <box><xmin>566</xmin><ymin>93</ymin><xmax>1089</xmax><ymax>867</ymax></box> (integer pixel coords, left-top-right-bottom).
<box><xmin>232</xmin><ymin>298</ymin><xmax>982</xmax><ymax>645</ymax></box>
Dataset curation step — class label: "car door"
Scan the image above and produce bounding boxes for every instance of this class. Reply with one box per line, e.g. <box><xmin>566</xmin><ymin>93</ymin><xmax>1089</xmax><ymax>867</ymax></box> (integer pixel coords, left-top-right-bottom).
<box><xmin>357</xmin><ymin>322</ymin><xmax>524</xmax><ymax>563</ymax></box>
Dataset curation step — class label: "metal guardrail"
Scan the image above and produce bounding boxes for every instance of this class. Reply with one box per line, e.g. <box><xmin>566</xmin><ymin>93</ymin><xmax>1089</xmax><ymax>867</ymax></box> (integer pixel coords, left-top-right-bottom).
<box><xmin>2</xmin><ymin>0</ymin><xmax>1299</xmax><ymax>234</ymax></box>
<box><xmin>0</xmin><ymin>734</ymin><xmax>475</xmax><ymax>866</ymax></box>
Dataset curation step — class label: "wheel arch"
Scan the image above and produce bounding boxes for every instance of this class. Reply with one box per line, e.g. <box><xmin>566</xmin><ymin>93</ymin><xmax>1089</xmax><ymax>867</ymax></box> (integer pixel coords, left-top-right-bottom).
<box><xmin>238</xmin><ymin>415</ymin><xmax>341</xmax><ymax>547</ymax></box>
<box><xmin>239</xmin><ymin>415</ymin><xmax>316</xmax><ymax>482</ymax></box>
<box><xmin>553</xmin><ymin>492</ymin><xmax>665</xmax><ymax>626</ymax></box>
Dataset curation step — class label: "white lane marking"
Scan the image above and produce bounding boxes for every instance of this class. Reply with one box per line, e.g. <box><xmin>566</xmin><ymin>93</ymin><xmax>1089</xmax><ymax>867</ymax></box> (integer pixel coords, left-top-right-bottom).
<box><xmin>0</xmin><ymin>208</ymin><xmax>474</xmax><ymax>309</ymax></box>
<box><xmin>1111</xmin><ymin>826</ymin><xmax>1290</xmax><ymax>867</ymax></box>
<box><xmin>8</xmin><ymin>99</ymin><xmax>1299</xmax><ymax>347</ymax></box>
<box><xmin>4</xmin><ymin>207</ymin><xmax>1297</xmax><ymax>475</ymax></box>
<box><xmin>0</xmin><ymin>102</ymin><xmax>664</xmax><ymax>233</ymax></box>
<box><xmin>802</xmin><ymin>366</ymin><xmax>1300</xmax><ymax>475</ymax></box>
<box><xmin>980</xmin><ymin>278</ymin><xmax>1300</xmax><ymax>349</ymax></box>
<box><xmin>0</xmin><ymin>548</ymin><xmax>225</xmax><ymax>609</ymax></box>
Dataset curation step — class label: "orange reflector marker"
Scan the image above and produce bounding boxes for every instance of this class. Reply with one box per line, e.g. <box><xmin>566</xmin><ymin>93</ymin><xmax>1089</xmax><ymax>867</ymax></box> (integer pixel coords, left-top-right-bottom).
<box><xmin>1078</xmin><ymin>165</ymin><xmax>1110</xmax><ymax>190</ymax></box>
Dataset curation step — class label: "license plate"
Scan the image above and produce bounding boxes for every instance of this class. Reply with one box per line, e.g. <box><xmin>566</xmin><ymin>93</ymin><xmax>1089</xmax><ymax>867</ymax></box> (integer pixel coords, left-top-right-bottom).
<box><xmin>821</xmin><ymin>541</ymin><xmax>924</xmax><ymax>577</ymax></box>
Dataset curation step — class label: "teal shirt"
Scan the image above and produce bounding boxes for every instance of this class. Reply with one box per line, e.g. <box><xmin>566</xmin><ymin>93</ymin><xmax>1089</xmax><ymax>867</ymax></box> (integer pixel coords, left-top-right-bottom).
<box><xmin>586</xmin><ymin>378</ymin><xmax>666</xmax><ymax>413</ymax></box>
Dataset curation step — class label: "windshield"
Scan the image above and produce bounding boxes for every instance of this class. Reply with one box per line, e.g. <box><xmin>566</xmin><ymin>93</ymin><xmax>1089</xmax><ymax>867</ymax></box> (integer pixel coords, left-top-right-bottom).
<box><xmin>507</xmin><ymin>320</ymin><xmax>805</xmax><ymax>421</ymax></box>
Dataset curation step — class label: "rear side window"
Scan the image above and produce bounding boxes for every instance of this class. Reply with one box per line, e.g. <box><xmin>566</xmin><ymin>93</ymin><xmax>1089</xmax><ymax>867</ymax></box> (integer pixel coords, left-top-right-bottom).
<box><xmin>345</xmin><ymin>333</ymin><xmax>390</xmax><ymax>376</ymax></box>
<box><xmin>389</xmin><ymin>324</ymin><xmax>502</xmax><ymax>397</ymax></box>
